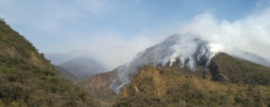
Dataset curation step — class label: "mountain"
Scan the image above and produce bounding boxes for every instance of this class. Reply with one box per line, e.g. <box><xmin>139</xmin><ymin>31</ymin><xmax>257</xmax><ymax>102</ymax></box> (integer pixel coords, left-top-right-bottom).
<box><xmin>110</xmin><ymin>33</ymin><xmax>270</xmax><ymax>93</ymax></box>
<box><xmin>60</xmin><ymin>57</ymin><xmax>107</xmax><ymax>79</ymax></box>
<box><xmin>0</xmin><ymin>19</ymin><xmax>98</xmax><ymax>106</ymax></box>
<box><xmin>53</xmin><ymin>65</ymin><xmax>79</xmax><ymax>82</ymax></box>
<box><xmin>109</xmin><ymin>34</ymin><xmax>270</xmax><ymax>106</ymax></box>
<box><xmin>45</xmin><ymin>53</ymin><xmax>75</xmax><ymax>65</ymax></box>
<box><xmin>77</xmin><ymin>52</ymin><xmax>270</xmax><ymax>106</ymax></box>
<box><xmin>45</xmin><ymin>51</ymin><xmax>111</xmax><ymax>70</ymax></box>
<box><xmin>75</xmin><ymin>33</ymin><xmax>270</xmax><ymax>106</ymax></box>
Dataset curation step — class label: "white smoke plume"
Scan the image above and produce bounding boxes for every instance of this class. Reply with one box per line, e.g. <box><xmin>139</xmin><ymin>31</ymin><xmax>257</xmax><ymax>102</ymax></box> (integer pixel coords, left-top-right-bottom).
<box><xmin>178</xmin><ymin>9</ymin><xmax>270</xmax><ymax>62</ymax></box>
<box><xmin>110</xmin><ymin>34</ymin><xmax>225</xmax><ymax>93</ymax></box>
<box><xmin>110</xmin><ymin>7</ymin><xmax>270</xmax><ymax>94</ymax></box>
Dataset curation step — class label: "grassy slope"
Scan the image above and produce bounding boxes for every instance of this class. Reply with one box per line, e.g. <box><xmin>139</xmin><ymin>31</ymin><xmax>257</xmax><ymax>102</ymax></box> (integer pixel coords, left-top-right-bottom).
<box><xmin>208</xmin><ymin>53</ymin><xmax>270</xmax><ymax>86</ymax></box>
<box><xmin>160</xmin><ymin>53</ymin><xmax>270</xmax><ymax>86</ymax></box>
<box><xmin>0</xmin><ymin>19</ymin><xmax>98</xmax><ymax>107</ymax></box>
<box><xmin>115</xmin><ymin>66</ymin><xmax>270</xmax><ymax>107</ymax></box>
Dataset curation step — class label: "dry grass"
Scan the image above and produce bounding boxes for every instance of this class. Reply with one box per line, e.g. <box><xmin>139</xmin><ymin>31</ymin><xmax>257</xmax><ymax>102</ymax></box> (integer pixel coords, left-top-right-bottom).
<box><xmin>115</xmin><ymin>66</ymin><xmax>270</xmax><ymax>107</ymax></box>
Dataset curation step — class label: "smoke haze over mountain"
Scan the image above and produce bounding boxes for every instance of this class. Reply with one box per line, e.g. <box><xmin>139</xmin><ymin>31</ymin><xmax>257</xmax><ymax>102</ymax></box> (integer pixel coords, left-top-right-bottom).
<box><xmin>178</xmin><ymin>9</ymin><xmax>270</xmax><ymax>63</ymax></box>
<box><xmin>2</xmin><ymin>0</ymin><xmax>269</xmax><ymax>70</ymax></box>
<box><xmin>88</xmin><ymin>6</ymin><xmax>270</xmax><ymax>70</ymax></box>
<box><xmin>110</xmin><ymin>7</ymin><xmax>270</xmax><ymax>93</ymax></box>
<box><xmin>110</xmin><ymin>33</ymin><xmax>270</xmax><ymax>93</ymax></box>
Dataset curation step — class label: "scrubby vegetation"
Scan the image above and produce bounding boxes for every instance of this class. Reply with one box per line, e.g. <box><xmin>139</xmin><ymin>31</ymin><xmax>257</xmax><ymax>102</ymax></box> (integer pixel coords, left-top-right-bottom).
<box><xmin>209</xmin><ymin>53</ymin><xmax>270</xmax><ymax>86</ymax></box>
<box><xmin>0</xmin><ymin>56</ymin><xmax>98</xmax><ymax>106</ymax></box>
<box><xmin>160</xmin><ymin>53</ymin><xmax>270</xmax><ymax>87</ymax></box>
<box><xmin>115</xmin><ymin>66</ymin><xmax>270</xmax><ymax>107</ymax></box>
<box><xmin>0</xmin><ymin>18</ymin><xmax>39</xmax><ymax>59</ymax></box>
<box><xmin>0</xmin><ymin>19</ymin><xmax>98</xmax><ymax>106</ymax></box>
<box><xmin>75</xmin><ymin>71</ymin><xmax>117</xmax><ymax>107</ymax></box>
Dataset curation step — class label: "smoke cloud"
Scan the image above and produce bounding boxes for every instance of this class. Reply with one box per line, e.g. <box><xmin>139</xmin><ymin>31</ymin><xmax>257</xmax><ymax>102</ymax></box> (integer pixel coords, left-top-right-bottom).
<box><xmin>178</xmin><ymin>8</ymin><xmax>270</xmax><ymax>62</ymax></box>
<box><xmin>110</xmin><ymin>34</ymin><xmax>225</xmax><ymax>93</ymax></box>
<box><xmin>110</xmin><ymin>7</ymin><xmax>270</xmax><ymax>93</ymax></box>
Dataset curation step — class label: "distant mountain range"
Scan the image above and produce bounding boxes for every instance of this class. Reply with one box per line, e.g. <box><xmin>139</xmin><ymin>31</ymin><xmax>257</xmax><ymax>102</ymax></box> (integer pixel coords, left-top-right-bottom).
<box><xmin>53</xmin><ymin>65</ymin><xmax>79</xmax><ymax>82</ymax></box>
<box><xmin>59</xmin><ymin>57</ymin><xmax>107</xmax><ymax>79</ymax></box>
<box><xmin>45</xmin><ymin>51</ymin><xmax>111</xmax><ymax>70</ymax></box>
<box><xmin>45</xmin><ymin>52</ymin><xmax>108</xmax><ymax>80</ymax></box>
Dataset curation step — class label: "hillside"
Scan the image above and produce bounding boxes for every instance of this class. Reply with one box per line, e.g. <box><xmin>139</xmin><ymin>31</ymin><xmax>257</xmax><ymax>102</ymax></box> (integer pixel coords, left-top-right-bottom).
<box><xmin>114</xmin><ymin>65</ymin><xmax>270</xmax><ymax>107</ymax></box>
<box><xmin>60</xmin><ymin>57</ymin><xmax>107</xmax><ymax>79</ymax></box>
<box><xmin>75</xmin><ymin>71</ymin><xmax>116</xmax><ymax>106</ymax></box>
<box><xmin>0</xmin><ymin>18</ymin><xmax>98</xmax><ymax>106</ymax></box>
<box><xmin>77</xmin><ymin>52</ymin><xmax>270</xmax><ymax>106</ymax></box>
<box><xmin>160</xmin><ymin>53</ymin><xmax>270</xmax><ymax>86</ymax></box>
<box><xmin>53</xmin><ymin>65</ymin><xmax>79</xmax><ymax>82</ymax></box>
<box><xmin>76</xmin><ymin>71</ymin><xmax>116</xmax><ymax>99</ymax></box>
<box><xmin>205</xmin><ymin>53</ymin><xmax>270</xmax><ymax>85</ymax></box>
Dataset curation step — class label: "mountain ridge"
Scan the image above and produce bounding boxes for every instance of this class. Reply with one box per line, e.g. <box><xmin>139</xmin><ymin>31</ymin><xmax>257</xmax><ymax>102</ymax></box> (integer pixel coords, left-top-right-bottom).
<box><xmin>60</xmin><ymin>57</ymin><xmax>107</xmax><ymax>79</ymax></box>
<box><xmin>45</xmin><ymin>51</ymin><xmax>112</xmax><ymax>70</ymax></box>
<box><xmin>53</xmin><ymin>65</ymin><xmax>80</xmax><ymax>82</ymax></box>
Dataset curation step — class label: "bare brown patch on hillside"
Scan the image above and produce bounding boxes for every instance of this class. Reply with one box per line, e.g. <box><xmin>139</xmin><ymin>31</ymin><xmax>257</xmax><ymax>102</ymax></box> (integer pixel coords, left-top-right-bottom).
<box><xmin>0</xmin><ymin>43</ymin><xmax>21</xmax><ymax>57</ymax></box>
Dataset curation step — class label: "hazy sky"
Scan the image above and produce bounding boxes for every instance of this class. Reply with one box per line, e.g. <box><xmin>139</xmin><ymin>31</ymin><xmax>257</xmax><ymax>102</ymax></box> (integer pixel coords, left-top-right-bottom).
<box><xmin>0</xmin><ymin>0</ymin><xmax>262</xmax><ymax>52</ymax></box>
<box><xmin>0</xmin><ymin>0</ymin><xmax>270</xmax><ymax>68</ymax></box>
